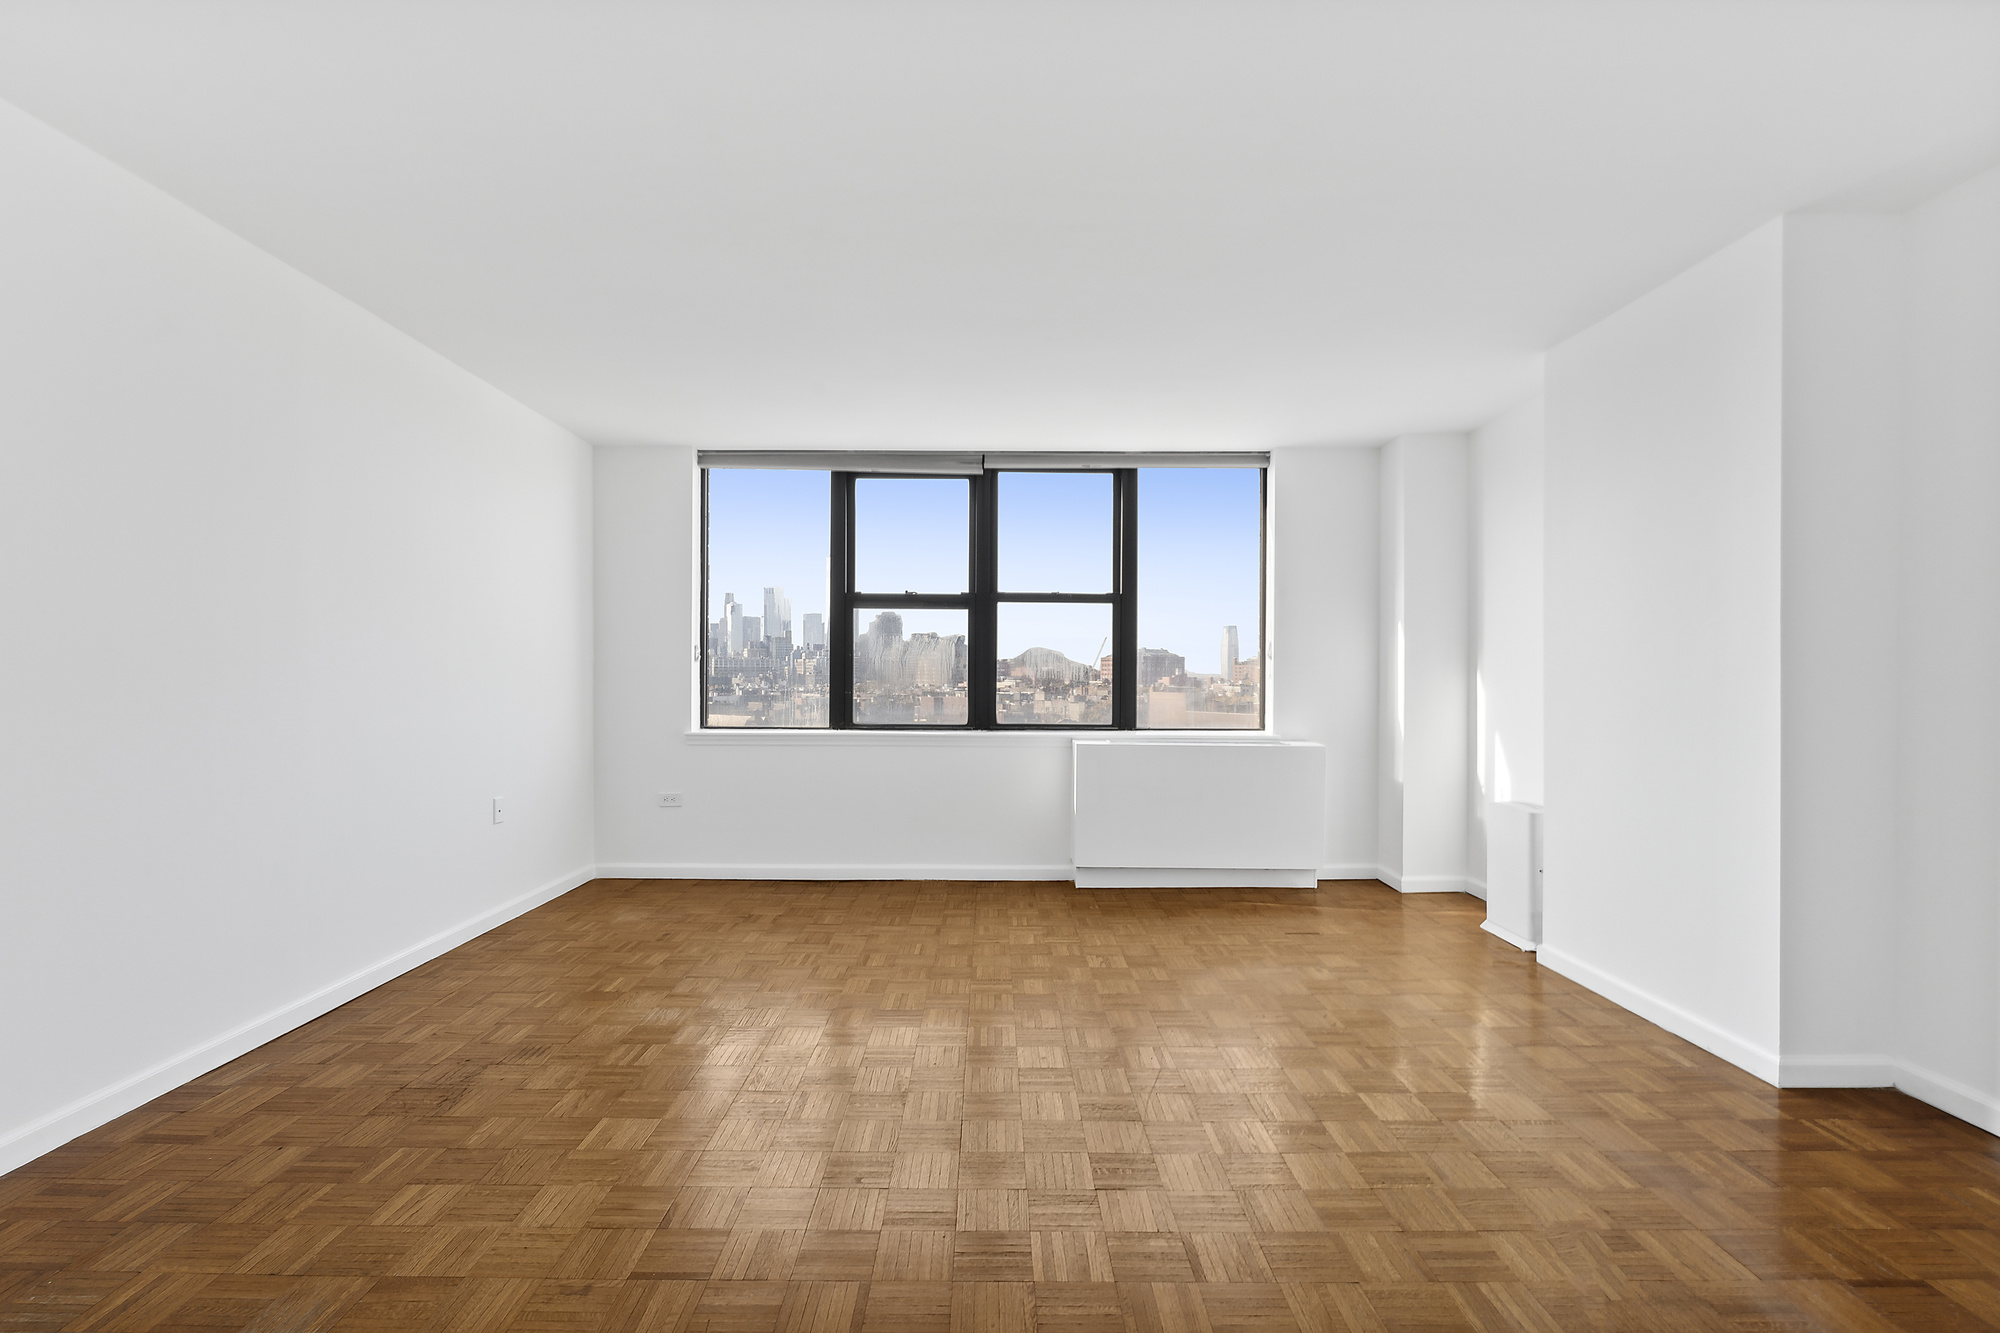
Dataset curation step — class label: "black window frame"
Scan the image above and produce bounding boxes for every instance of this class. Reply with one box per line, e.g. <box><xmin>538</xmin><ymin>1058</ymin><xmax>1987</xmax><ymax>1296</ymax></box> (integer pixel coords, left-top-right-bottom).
<box><xmin>700</xmin><ymin>461</ymin><xmax>1266</xmax><ymax>731</ymax></box>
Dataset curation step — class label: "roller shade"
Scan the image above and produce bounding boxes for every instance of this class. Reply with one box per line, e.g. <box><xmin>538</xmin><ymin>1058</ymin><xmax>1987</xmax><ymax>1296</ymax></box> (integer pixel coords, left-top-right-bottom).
<box><xmin>697</xmin><ymin>450</ymin><xmax>984</xmax><ymax>475</ymax></box>
<box><xmin>983</xmin><ymin>452</ymin><xmax>1268</xmax><ymax>470</ymax></box>
<box><xmin>698</xmin><ymin>450</ymin><xmax>1267</xmax><ymax>472</ymax></box>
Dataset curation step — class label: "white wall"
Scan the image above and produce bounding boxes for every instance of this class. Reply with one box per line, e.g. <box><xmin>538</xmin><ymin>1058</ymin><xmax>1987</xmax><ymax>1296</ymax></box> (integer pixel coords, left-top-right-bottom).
<box><xmin>0</xmin><ymin>102</ymin><xmax>595</xmax><ymax>1174</ymax></box>
<box><xmin>1532</xmin><ymin>183</ymin><xmax>2000</xmax><ymax>1134</ymax></box>
<box><xmin>1273</xmin><ymin>445</ymin><xmax>1379</xmax><ymax>878</ymax></box>
<box><xmin>1470</xmin><ymin>394</ymin><xmax>1546</xmax><ymax>893</ymax></box>
<box><xmin>1542</xmin><ymin>222</ymin><xmax>1785</xmax><ymax>1081</ymax></box>
<box><xmin>1893</xmin><ymin>164</ymin><xmax>2000</xmax><ymax>1131</ymax></box>
<box><xmin>593</xmin><ymin>443</ymin><xmax>1381</xmax><ymax>879</ymax></box>
<box><xmin>1376</xmin><ymin>435</ymin><xmax>1472</xmax><ymax>893</ymax></box>
<box><xmin>1776</xmin><ymin>215</ymin><xmax>1904</xmax><ymax>1082</ymax></box>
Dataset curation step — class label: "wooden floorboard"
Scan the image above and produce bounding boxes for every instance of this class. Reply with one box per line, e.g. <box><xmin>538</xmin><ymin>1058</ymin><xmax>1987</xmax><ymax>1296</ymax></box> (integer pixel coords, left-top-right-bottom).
<box><xmin>3</xmin><ymin>878</ymin><xmax>1996</xmax><ymax>1331</ymax></box>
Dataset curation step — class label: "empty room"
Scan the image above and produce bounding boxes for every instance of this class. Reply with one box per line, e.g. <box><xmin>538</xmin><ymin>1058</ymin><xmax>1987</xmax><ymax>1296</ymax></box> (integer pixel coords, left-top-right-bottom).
<box><xmin>3</xmin><ymin>3</ymin><xmax>1999</xmax><ymax>1330</ymax></box>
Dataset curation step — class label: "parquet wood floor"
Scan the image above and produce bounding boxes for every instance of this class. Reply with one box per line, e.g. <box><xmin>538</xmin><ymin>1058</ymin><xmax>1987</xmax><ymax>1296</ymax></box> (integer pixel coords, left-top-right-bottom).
<box><xmin>4</xmin><ymin>879</ymin><xmax>1998</xmax><ymax>1332</ymax></box>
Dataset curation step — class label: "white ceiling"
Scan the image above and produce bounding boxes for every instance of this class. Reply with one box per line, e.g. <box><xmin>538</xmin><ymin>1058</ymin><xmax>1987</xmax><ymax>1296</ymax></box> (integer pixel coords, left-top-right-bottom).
<box><xmin>1</xmin><ymin>1</ymin><xmax>1995</xmax><ymax>449</ymax></box>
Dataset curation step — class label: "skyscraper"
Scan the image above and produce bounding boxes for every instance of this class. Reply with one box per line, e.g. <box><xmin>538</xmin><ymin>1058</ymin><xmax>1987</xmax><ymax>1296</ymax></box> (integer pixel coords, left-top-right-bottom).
<box><xmin>856</xmin><ymin>610</ymin><xmax>904</xmax><ymax>681</ymax></box>
<box><xmin>763</xmin><ymin>586</ymin><xmax>791</xmax><ymax>642</ymax></box>
<box><xmin>1220</xmin><ymin>625</ymin><xmax>1239</xmax><ymax>678</ymax></box>
<box><xmin>724</xmin><ymin>596</ymin><xmax>744</xmax><ymax>655</ymax></box>
<box><xmin>803</xmin><ymin>612</ymin><xmax>824</xmax><ymax>648</ymax></box>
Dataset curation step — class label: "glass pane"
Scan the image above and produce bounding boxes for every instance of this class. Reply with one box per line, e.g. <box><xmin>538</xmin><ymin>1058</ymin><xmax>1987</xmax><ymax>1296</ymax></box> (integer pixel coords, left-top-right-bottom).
<box><xmin>853</xmin><ymin>607</ymin><xmax>969</xmax><ymax>725</ymax></box>
<box><xmin>996</xmin><ymin>602</ymin><xmax>1112</xmax><ymax>726</ymax></box>
<box><xmin>854</xmin><ymin>477</ymin><xmax>968</xmax><ymax>593</ymax></box>
<box><xmin>1137</xmin><ymin>467</ymin><xmax>1262</xmax><ymax>729</ymax></box>
<box><xmin>705</xmin><ymin>469</ymin><xmax>830</xmax><ymax>728</ymax></box>
<box><xmin>997</xmin><ymin>471</ymin><xmax>1112</xmax><ymax>592</ymax></box>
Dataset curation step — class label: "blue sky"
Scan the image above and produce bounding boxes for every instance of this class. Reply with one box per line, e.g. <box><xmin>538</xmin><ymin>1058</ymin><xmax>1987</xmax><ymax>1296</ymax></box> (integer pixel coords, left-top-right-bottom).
<box><xmin>707</xmin><ymin>468</ymin><xmax>830</xmax><ymax>634</ymax></box>
<box><xmin>855</xmin><ymin>478</ymin><xmax>967</xmax><ymax>593</ymax></box>
<box><xmin>998</xmin><ymin>472</ymin><xmax>1112</xmax><ymax>594</ymax></box>
<box><xmin>1137</xmin><ymin>467</ymin><xmax>1262</xmax><ymax>675</ymax></box>
<box><xmin>708</xmin><ymin>467</ymin><xmax>1260</xmax><ymax>673</ymax></box>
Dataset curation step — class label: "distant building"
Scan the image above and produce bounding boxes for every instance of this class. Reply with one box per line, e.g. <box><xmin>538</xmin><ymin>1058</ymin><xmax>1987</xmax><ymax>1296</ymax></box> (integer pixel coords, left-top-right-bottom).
<box><xmin>724</xmin><ymin>596</ymin><xmax>745</xmax><ymax>654</ymax></box>
<box><xmin>803</xmin><ymin>612</ymin><xmax>824</xmax><ymax>648</ymax></box>
<box><xmin>1220</xmin><ymin>625</ymin><xmax>1238</xmax><ymax>678</ymax></box>
<box><xmin>905</xmin><ymin>632</ymin><xmax>963</xmax><ymax>687</ymax></box>
<box><xmin>1008</xmin><ymin>646</ymin><xmax>1092</xmax><ymax>684</ymax></box>
<box><xmin>1139</xmin><ymin>647</ymin><xmax>1185</xmax><ymax>687</ymax></box>
<box><xmin>763</xmin><ymin>586</ymin><xmax>791</xmax><ymax>641</ymax></box>
<box><xmin>742</xmin><ymin>615</ymin><xmax>761</xmax><ymax>645</ymax></box>
<box><xmin>856</xmin><ymin>610</ymin><xmax>966</xmax><ymax>689</ymax></box>
<box><xmin>855</xmin><ymin>610</ymin><xmax>904</xmax><ymax>681</ymax></box>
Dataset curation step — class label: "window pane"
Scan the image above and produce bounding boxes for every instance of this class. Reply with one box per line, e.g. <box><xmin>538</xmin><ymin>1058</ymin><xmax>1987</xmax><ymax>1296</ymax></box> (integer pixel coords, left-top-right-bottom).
<box><xmin>996</xmin><ymin>602</ymin><xmax>1112</xmax><ymax>725</ymax></box>
<box><xmin>706</xmin><ymin>469</ymin><xmax>830</xmax><ymax>728</ymax></box>
<box><xmin>1137</xmin><ymin>467</ymin><xmax>1262</xmax><ymax>729</ymax></box>
<box><xmin>997</xmin><ymin>471</ymin><xmax>1112</xmax><ymax>592</ymax></box>
<box><xmin>854</xmin><ymin>477</ymin><xmax>968</xmax><ymax>593</ymax></box>
<box><xmin>853</xmin><ymin>608</ymin><xmax>969</xmax><ymax>725</ymax></box>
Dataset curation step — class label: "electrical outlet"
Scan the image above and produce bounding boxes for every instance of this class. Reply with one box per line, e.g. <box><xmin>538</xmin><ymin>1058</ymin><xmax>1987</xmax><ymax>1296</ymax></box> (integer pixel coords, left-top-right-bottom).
<box><xmin>492</xmin><ymin>797</ymin><xmax>506</xmax><ymax>824</ymax></box>
<box><xmin>658</xmin><ymin>792</ymin><xmax>683</xmax><ymax>808</ymax></box>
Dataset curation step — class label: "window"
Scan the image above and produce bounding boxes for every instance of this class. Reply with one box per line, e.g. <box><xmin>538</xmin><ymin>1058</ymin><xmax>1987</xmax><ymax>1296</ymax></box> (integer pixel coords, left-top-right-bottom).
<box><xmin>1135</xmin><ymin>466</ymin><xmax>1265</xmax><ymax>730</ymax></box>
<box><xmin>703</xmin><ymin>467</ymin><xmax>830</xmax><ymax>728</ymax></box>
<box><xmin>996</xmin><ymin>470</ymin><xmax>1116</xmax><ymax>726</ymax></box>
<box><xmin>701</xmin><ymin>454</ymin><xmax>1264</xmax><ymax>729</ymax></box>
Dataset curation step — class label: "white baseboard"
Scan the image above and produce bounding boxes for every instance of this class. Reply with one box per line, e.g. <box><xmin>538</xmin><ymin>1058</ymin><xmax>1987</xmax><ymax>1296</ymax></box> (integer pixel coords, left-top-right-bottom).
<box><xmin>1074</xmin><ymin>867</ymin><xmax>1318</xmax><ymax>889</ymax></box>
<box><xmin>596</xmin><ymin>862</ymin><xmax>1074</xmax><ymax>882</ymax></box>
<box><xmin>0</xmin><ymin>864</ymin><xmax>594</xmax><ymax>1178</ymax></box>
<box><xmin>1892</xmin><ymin>1057</ymin><xmax>2000</xmax><ymax>1137</ymax></box>
<box><xmin>1776</xmin><ymin>1053</ymin><xmax>2000</xmax><ymax>1135</ymax></box>
<box><xmin>1536</xmin><ymin>943</ymin><xmax>1781</xmax><ymax>1085</ymax></box>
<box><xmin>1380</xmin><ymin>867</ymin><xmax>1472</xmax><ymax>894</ymax></box>
<box><xmin>1463</xmin><ymin>877</ymin><xmax>1487</xmax><ymax>901</ymax></box>
<box><xmin>1479</xmin><ymin>919</ymin><xmax>1538</xmax><ymax>952</ymax></box>
<box><xmin>1318</xmin><ymin>863</ymin><xmax>1380</xmax><ymax>881</ymax></box>
<box><xmin>1779</xmin><ymin>1054</ymin><xmax>1896</xmax><ymax>1088</ymax></box>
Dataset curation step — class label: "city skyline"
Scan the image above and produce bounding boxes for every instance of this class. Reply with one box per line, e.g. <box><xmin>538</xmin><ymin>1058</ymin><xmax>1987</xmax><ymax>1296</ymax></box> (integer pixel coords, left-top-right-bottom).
<box><xmin>707</xmin><ymin>465</ymin><xmax>1259</xmax><ymax>674</ymax></box>
<box><xmin>710</xmin><ymin>599</ymin><xmax>1254</xmax><ymax>684</ymax></box>
<box><xmin>708</xmin><ymin>596</ymin><xmax>1257</xmax><ymax>729</ymax></box>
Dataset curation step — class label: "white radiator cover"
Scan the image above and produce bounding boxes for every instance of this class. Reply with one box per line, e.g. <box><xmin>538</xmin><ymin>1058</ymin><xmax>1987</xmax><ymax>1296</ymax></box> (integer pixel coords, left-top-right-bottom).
<box><xmin>1072</xmin><ymin>740</ymin><xmax>1328</xmax><ymax>888</ymax></box>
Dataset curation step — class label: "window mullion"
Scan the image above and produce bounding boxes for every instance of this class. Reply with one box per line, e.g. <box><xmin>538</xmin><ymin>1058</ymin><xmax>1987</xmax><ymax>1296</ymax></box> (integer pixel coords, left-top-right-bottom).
<box><xmin>830</xmin><ymin>472</ymin><xmax>854</xmax><ymax>728</ymax></box>
<box><xmin>1114</xmin><ymin>468</ymin><xmax>1139</xmax><ymax>729</ymax></box>
<box><xmin>970</xmin><ymin>470</ymin><xmax>998</xmax><ymax>728</ymax></box>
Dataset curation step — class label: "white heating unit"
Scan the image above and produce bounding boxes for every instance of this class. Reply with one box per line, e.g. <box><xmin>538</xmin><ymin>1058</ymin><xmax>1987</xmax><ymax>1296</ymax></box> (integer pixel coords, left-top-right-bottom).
<box><xmin>1483</xmin><ymin>801</ymin><xmax>1544</xmax><ymax>950</ymax></box>
<box><xmin>1072</xmin><ymin>740</ymin><xmax>1327</xmax><ymax>888</ymax></box>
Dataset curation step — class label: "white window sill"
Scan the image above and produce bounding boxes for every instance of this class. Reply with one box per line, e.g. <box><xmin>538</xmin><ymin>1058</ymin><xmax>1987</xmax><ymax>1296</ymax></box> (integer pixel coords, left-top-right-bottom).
<box><xmin>683</xmin><ymin>727</ymin><xmax>1280</xmax><ymax>746</ymax></box>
